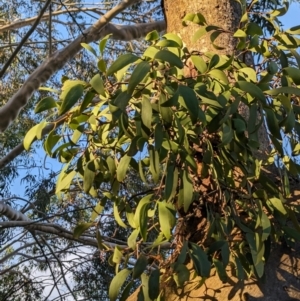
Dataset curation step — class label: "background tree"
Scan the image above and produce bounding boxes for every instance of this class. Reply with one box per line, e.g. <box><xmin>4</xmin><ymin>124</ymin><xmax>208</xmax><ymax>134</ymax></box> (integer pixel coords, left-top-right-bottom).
<box><xmin>1</xmin><ymin>1</ymin><xmax>300</xmax><ymax>300</ymax></box>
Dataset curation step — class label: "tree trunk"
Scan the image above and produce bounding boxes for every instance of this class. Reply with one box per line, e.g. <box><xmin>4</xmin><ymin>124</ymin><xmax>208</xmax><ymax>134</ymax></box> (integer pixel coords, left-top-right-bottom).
<box><xmin>165</xmin><ymin>0</ymin><xmax>241</xmax><ymax>54</ymax></box>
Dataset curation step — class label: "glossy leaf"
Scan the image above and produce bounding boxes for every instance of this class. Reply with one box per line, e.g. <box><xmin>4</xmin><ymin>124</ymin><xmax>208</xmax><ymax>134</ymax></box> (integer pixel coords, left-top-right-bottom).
<box><xmin>35</xmin><ymin>97</ymin><xmax>58</xmax><ymax>113</ymax></box>
<box><xmin>59</xmin><ymin>81</ymin><xmax>85</xmax><ymax>115</ymax></box>
<box><xmin>107</xmin><ymin>53</ymin><xmax>139</xmax><ymax>76</ymax></box>
<box><xmin>154</xmin><ymin>50</ymin><xmax>183</xmax><ymax>68</ymax></box>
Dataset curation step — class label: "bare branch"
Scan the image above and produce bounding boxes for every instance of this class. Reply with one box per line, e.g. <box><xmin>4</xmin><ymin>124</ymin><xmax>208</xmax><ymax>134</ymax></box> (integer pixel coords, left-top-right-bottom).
<box><xmin>0</xmin><ymin>0</ymin><xmax>52</xmax><ymax>78</ymax></box>
<box><xmin>0</xmin><ymin>7</ymin><xmax>102</xmax><ymax>33</ymax></box>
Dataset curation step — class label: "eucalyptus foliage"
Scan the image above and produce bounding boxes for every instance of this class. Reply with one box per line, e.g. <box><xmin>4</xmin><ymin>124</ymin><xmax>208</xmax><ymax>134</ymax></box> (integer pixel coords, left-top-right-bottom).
<box><xmin>26</xmin><ymin>3</ymin><xmax>300</xmax><ymax>300</ymax></box>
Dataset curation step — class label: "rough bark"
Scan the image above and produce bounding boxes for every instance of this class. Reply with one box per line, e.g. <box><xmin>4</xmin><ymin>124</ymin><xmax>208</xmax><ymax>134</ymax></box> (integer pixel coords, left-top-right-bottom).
<box><xmin>165</xmin><ymin>0</ymin><xmax>241</xmax><ymax>54</ymax></box>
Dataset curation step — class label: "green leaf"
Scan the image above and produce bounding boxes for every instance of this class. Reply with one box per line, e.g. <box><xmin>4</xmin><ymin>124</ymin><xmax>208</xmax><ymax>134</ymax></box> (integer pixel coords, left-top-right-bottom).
<box><xmin>183</xmin><ymin>168</ymin><xmax>193</xmax><ymax>212</ymax></box>
<box><xmin>120</xmin><ymin>281</ymin><xmax>134</xmax><ymax>301</ymax></box>
<box><xmin>154</xmin><ymin>50</ymin><xmax>183</xmax><ymax>68</ymax></box>
<box><xmin>141</xmin><ymin>273</ymin><xmax>151</xmax><ymax>301</ymax></box>
<box><xmin>189</xmin><ymin>242</ymin><xmax>211</xmax><ymax>277</ymax></box>
<box><xmin>236</xmin><ymin>81</ymin><xmax>266</xmax><ymax>103</ymax></box>
<box><xmin>107</xmin><ymin>53</ymin><xmax>139</xmax><ymax>76</ymax></box>
<box><xmin>177</xmin><ymin>241</ymin><xmax>188</xmax><ymax>264</ymax></box>
<box><xmin>182</xmin><ymin>13</ymin><xmax>206</xmax><ymax>25</ymax></box>
<box><xmin>145</xmin><ymin>30</ymin><xmax>160</xmax><ymax>41</ymax></box>
<box><xmin>117</xmin><ymin>155</ymin><xmax>131</xmax><ymax>182</ymax></box>
<box><xmin>34</xmin><ymin>120</ymin><xmax>47</xmax><ymax>141</ymax></box>
<box><xmin>127</xmin><ymin>229</ymin><xmax>139</xmax><ymax>250</ymax></box>
<box><xmin>213</xmin><ymin>258</ymin><xmax>227</xmax><ymax>283</ymax></box>
<box><xmin>91</xmin><ymin>199</ymin><xmax>105</xmax><ymax>221</ymax></box>
<box><xmin>149</xmin><ymin>147</ymin><xmax>160</xmax><ymax>183</ymax></box>
<box><xmin>73</xmin><ymin>222</ymin><xmax>93</xmax><ymax>239</ymax></box>
<box><xmin>141</xmin><ymin>95</ymin><xmax>152</xmax><ymax>129</ymax></box>
<box><xmin>265</xmin><ymin>108</ymin><xmax>281</xmax><ymax>140</ymax></box>
<box><xmin>134</xmin><ymin>195</ymin><xmax>152</xmax><ymax>241</ymax></box>
<box><xmin>261</xmin><ymin>211</ymin><xmax>271</xmax><ymax>242</ymax></box>
<box><xmin>59</xmin><ymin>81</ymin><xmax>85</xmax><ymax>115</ymax></box>
<box><xmin>163</xmin><ymin>33</ymin><xmax>183</xmax><ymax>47</ymax></box>
<box><xmin>133</xmin><ymin>254</ymin><xmax>148</xmax><ymax>279</ymax></box>
<box><xmin>191</xmin><ymin>55</ymin><xmax>207</xmax><ymax>73</ymax></box>
<box><xmin>234</xmin><ymin>255</ymin><xmax>245</xmax><ymax>281</ymax></box>
<box><xmin>164</xmin><ymin>162</ymin><xmax>175</xmax><ymax>201</ymax></box>
<box><xmin>109</xmin><ymin>269</ymin><xmax>131</xmax><ymax>301</ymax></box>
<box><xmin>81</xmin><ymin>43</ymin><xmax>97</xmax><ymax>56</ymax></box>
<box><xmin>23</xmin><ymin>124</ymin><xmax>39</xmax><ymax>150</ymax></box>
<box><xmin>246</xmin><ymin>232</ymin><xmax>264</xmax><ymax>277</ymax></box>
<box><xmin>233</xmin><ymin>29</ymin><xmax>247</xmax><ymax>38</ymax></box>
<box><xmin>219</xmin><ymin>123</ymin><xmax>233</xmax><ymax>146</ymax></box>
<box><xmin>139</xmin><ymin>202</ymin><xmax>150</xmax><ymax>241</ymax></box>
<box><xmin>56</xmin><ymin>170</ymin><xmax>76</xmax><ymax>193</ymax></box>
<box><xmin>178</xmin><ymin>85</ymin><xmax>199</xmax><ymax>124</ymax></box>
<box><xmin>246</xmin><ymin>22</ymin><xmax>263</xmax><ymax>36</ymax></box>
<box><xmin>158</xmin><ymin>201</ymin><xmax>175</xmax><ymax>240</ymax></box>
<box><xmin>208</xmin><ymin>69</ymin><xmax>229</xmax><ymax>84</ymax></box>
<box><xmin>112</xmin><ymin>246</ymin><xmax>123</xmax><ymax>264</ymax></box>
<box><xmin>44</xmin><ymin>131</ymin><xmax>61</xmax><ymax>156</ymax></box>
<box><xmin>154</xmin><ymin>123</ymin><xmax>164</xmax><ymax>150</ymax></box>
<box><xmin>114</xmin><ymin>202</ymin><xmax>128</xmax><ymax>228</ymax></box>
<box><xmin>35</xmin><ymin>97</ymin><xmax>57</xmax><ymax>113</ymax></box>
<box><xmin>173</xmin><ymin>263</ymin><xmax>190</xmax><ymax>287</ymax></box>
<box><xmin>265</xmin><ymin>86</ymin><xmax>300</xmax><ymax>96</ymax></box>
<box><xmin>127</xmin><ymin>61</ymin><xmax>151</xmax><ymax>95</ymax></box>
<box><xmin>90</xmin><ymin>74</ymin><xmax>106</xmax><ymax>96</ymax></box>
<box><xmin>99</xmin><ymin>34</ymin><xmax>111</xmax><ymax>55</ymax></box>
<box><xmin>269</xmin><ymin>197</ymin><xmax>287</xmax><ymax>215</ymax></box>
<box><xmin>282</xmin><ymin>67</ymin><xmax>300</xmax><ymax>85</ymax></box>
<box><xmin>98</xmin><ymin>59</ymin><xmax>107</xmax><ymax>73</ymax></box>
<box><xmin>148</xmin><ymin>269</ymin><xmax>160</xmax><ymax>300</ymax></box>
<box><xmin>282</xmin><ymin>226</ymin><xmax>300</xmax><ymax>241</ymax></box>
<box><xmin>84</xmin><ymin>160</ymin><xmax>96</xmax><ymax>193</ymax></box>
<box><xmin>193</xmin><ymin>25</ymin><xmax>219</xmax><ymax>42</ymax></box>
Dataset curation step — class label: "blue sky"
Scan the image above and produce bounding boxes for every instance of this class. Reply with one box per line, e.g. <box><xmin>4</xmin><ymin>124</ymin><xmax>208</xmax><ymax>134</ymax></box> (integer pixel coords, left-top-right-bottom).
<box><xmin>281</xmin><ymin>1</ymin><xmax>300</xmax><ymax>28</ymax></box>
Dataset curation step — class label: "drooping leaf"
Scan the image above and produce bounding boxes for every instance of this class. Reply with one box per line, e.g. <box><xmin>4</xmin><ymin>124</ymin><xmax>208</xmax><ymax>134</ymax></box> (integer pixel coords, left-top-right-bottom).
<box><xmin>183</xmin><ymin>168</ymin><xmax>194</xmax><ymax>212</ymax></box>
<box><xmin>133</xmin><ymin>254</ymin><xmax>148</xmax><ymax>279</ymax></box>
<box><xmin>35</xmin><ymin>97</ymin><xmax>58</xmax><ymax>113</ymax></box>
<box><xmin>154</xmin><ymin>50</ymin><xmax>183</xmax><ymax>68</ymax></box>
<box><xmin>236</xmin><ymin>81</ymin><xmax>266</xmax><ymax>103</ymax></box>
<box><xmin>117</xmin><ymin>155</ymin><xmax>131</xmax><ymax>182</ymax></box>
<box><xmin>148</xmin><ymin>269</ymin><xmax>160</xmax><ymax>300</ymax></box>
<box><xmin>59</xmin><ymin>81</ymin><xmax>85</xmax><ymax>115</ymax></box>
<box><xmin>73</xmin><ymin>222</ymin><xmax>94</xmax><ymax>239</ymax></box>
<box><xmin>189</xmin><ymin>242</ymin><xmax>211</xmax><ymax>278</ymax></box>
<box><xmin>90</xmin><ymin>74</ymin><xmax>106</xmax><ymax>96</ymax></box>
<box><xmin>127</xmin><ymin>61</ymin><xmax>151</xmax><ymax>95</ymax></box>
<box><xmin>109</xmin><ymin>269</ymin><xmax>131</xmax><ymax>301</ymax></box>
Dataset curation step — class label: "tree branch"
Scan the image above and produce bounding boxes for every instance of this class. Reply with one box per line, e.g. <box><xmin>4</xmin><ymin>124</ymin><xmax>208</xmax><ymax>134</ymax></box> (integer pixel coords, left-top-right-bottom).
<box><xmin>0</xmin><ymin>0</ymin><xmax>52</xmax><ymax>78</ymax></box>
<box><xmin>0</xmin><ymin>7</ymin><xmax>102</xmax><ymax>33</ymax></box>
